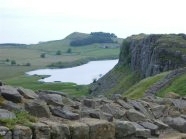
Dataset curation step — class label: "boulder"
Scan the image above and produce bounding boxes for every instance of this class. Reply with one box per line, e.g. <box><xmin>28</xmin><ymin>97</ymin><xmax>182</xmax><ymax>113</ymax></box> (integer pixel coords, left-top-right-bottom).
<box><xmin>38</xmin><ymin>90</ymin><xmax>67</xmax><ymax>97</ymax></box>
<box><xmin>126</xmin><ymin>109</ymin><xmax>146</xmax><ymax>122</ymax></box>
<box><xmin>42</xmin><ymin>120</ymin><xmax>70</xmax><ymax>139</ymax></box>
<box><xmin>151</xmin><ymin>105</ymin><xmax>166</xmax><ymax>118</ymax></box>
<box><xmin>81</xmin><ymin>118</ymin><xmax>115</xmax><ymax>139</ymax></box>
<box><xmin>39</xmin><ymin>93</ymin><xmax>64</xmax><ymax>107</ymax></box>
<box><xmin>164</xmin><ymin>92</ymin><xmax>180</xmax><ymax>99</ymax></box>
<box><xmin>80</xmin><ymin>108</ymin><xmax>100</xmax><ymax>119</ymax></box>
<box><xmin>50</xmin><ymin>106</ymin><xmax>79</xmax><ymax>120</ymax></box>
<box><xmin>114</xmin><ymin>120</ymin><xmax>136</xmax><ymax>138</ymax></box>
<box><xmin>129</xmin><ymin>100</ymin><xmax>153</xmax><ymax>119</ymax></box>
<box><xmin>83</xmin><ymin>99</ymin><xmax>96</xmax><ymax>108</ymax></box>
<box><xmin>31</xmin><ymin>123</ymin><xmax>51</xmax><ymax>139</ymax></box>
<box><xmin>62</xmin><ymin>97</ymin><xmax>76</xmax><ymax>107</ymax></box>
<box><xmin>17</xmin><ymin>87</ymin><xmax>38</xmax><ymax>99</ymax></box>
<box><xmin>130</xmin><ymin>122</ymin><xmax>151</xmax><ymax>138</ymax></box>
<box><xmin>0</xmin><ymin>126</ymin><xmax>12</xmax><ymax>139</ymax></box>
<box><xmin>1</xmin><ymin>100</ymin><xmax>24</xmax><ymax>111</ymax></box>
<box><xmin>0</xmin><ymin>109</ymin><xmax>16</xmax><ymax>119</ymax></box>
<box><xmin>69</xmin><ymin>121</ymin><xmax>89</xmax><ymax>139</ymax></box>
<box><xmin>25</xmin><ymin>99</ymin><xmax>51</xmax><ymax>118</ymax></box>
<box><xmin>0</xmin><ymin>85</ymin><xmax>23</xmax><ymax>103</ymax></box>
<box><xmin>100</xmin><ymin>103</ymin><xmax>126</xmax><ymax>119</ymax></box>
<box><xmin>13</xmin><ymin>125</ymin><xmax>32</xmax><ymax>139</ymax></box>
<box><xmin>164</xmin><ymin>117</ymin><xmax>186</xmax><ymax>133</ymax></box>
<box><xmin>153</xmin><ymin>119</ymin><xmax>169</xmax><ymax>130</ymax></box>
<box><xmin>170</xmin><ymin>99</ymin><xmax>186</xmax><ymax>114</ymax></box>
<box><xmin>139</xmin><ymin>121</ymin><xmax>159</xmax><ymax>136</ymax></box>
<box><xmin>115</xmin><ymin>99</ymin><xmax>134</xmax><ymax>109</ymax></box>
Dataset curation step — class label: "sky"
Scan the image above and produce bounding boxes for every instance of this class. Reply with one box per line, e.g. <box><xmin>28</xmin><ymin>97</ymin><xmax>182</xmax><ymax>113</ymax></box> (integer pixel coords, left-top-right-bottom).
<box><xmin>1</xmin><ymin>0</ymin><xmax>186</xmax><ymax>44</ymax></box>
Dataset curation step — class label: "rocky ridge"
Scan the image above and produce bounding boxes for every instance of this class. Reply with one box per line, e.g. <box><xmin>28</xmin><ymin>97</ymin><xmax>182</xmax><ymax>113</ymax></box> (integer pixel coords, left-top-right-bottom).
<box><xmin>90</xmin><ymin>34</ymin><xmax>186</xmax><ymax>96</ymax></box>
<box><xmin>0</xmin><ymin>82</ymin><xmax>186</xmax><ymax>138</ymax></box>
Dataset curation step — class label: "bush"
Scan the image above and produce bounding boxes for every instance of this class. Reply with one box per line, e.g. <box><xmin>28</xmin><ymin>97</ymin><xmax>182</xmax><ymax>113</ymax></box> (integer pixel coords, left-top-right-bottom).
<box><xmin>6</xmin><ymin>58</ymin><xmax>9</xmax><ymax>62</ymax></box>
<box><xmin>25</xmin><ymin>63</ymin><xmax>31</xmax><ymax>66</ymax></box>
<box><xmin>66</xmin><ymin>48</ymin><xmax>72</xmax><ymax>53</ymax></box>
<box><xmin>56</xmin><ymin>50</ymin><xmax>61</xmax><ymax>55</ymax></box>
<box><xmin>40</xmin><ymin>53</ymin><xmax>46</xmax><ymax>58</ymax></box>
<box><xmin>11</xmin><ymin>60</ymin><xmax>16</xmax><ymax>65</ymax></box>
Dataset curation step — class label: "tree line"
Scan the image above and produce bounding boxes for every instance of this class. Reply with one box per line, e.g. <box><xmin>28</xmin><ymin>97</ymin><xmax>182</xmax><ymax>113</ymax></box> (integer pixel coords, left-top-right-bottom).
<box><xmin>70</xmin><ymin>32</ymin><xmax>117</xmax><ymax>46</ymax></box>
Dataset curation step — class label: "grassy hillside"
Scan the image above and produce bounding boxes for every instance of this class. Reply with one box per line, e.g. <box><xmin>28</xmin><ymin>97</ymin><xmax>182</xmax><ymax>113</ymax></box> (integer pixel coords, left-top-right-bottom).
<box><xmin>91</xmin><ymin>33</ymin><xmax>186</xmax><ymax>98</ymax></box>
<box><xmin>0</xmin><ymin>32</ymin><xmax>121</xmax><ymax>96</ymax></box>
<box><xmin>157</xmin><ymin>73</ymin><xmax>186</xmax><ymax>97</ymax></box>
<box><xmin>123</xmin><ymin>72</ymin><xmax>168</xmax><ymax>99</ymax></box>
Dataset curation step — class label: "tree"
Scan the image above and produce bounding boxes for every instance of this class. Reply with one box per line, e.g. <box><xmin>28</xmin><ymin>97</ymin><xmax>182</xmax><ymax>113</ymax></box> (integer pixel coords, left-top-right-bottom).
<box><xmin>40</xmin><ymin>53</ymin><xmax>46</xmax><ymax>58</ymax></box>
<box><xmin>67</xmin><ymin>48</ymin><xmax>72</xmax><ymax>53</ymax></box>
<box><xmin>11</xmin><ymin>60</ymin><xmax>16</xmax><ymax>65</ymax></box>
<box><xmin>6</xmin><ymin>58</ymin><xmax>9</xmax><ymax>62</ymax></box>
<box><xmin>56</xmin><ymin>50</ymin><xmax>61</xmax><ymax>55</ymax></box>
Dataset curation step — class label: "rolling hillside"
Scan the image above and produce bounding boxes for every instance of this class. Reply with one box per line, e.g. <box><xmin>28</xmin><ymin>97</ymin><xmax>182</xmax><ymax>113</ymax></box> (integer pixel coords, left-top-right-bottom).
<box><xmin>90</xmin><ymin>34</ymin><xmax>186</xmax><ymax>98</ymax></box>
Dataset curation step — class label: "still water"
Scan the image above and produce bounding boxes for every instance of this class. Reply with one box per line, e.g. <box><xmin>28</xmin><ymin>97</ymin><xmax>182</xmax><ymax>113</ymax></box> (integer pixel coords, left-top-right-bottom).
<box><xmin>27</xmin><ymin>59</ymin><xmax>118</xmax><ymax>85</ymax></box>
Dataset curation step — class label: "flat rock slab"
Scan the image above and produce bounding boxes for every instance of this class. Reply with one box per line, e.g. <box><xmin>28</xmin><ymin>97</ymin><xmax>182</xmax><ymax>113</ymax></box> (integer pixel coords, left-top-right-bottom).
<box><xmin>69</xmin><ymin>121</ymin><xmax>89</xmax><ymax>139</ymax></box>
<box><xmin>126</xmin><ymin>109</ymin><xmax>146</xmax><ymax>122</ymax></box>
<box><xmin>39</xmin><ymin>93</ymin><xmax>64</xmax><ymax>107</ymax></box>
<box><xmin>31</xmin><ymin>123</ymin><xmax>51</xmax><ymax>139</ymax></box>
<box><xmin>0</xmin><ymin>126</ymin><xmax>12</xmax><ymax>139</ymax></box>
<box><xmin>42</xmin><ymin>120</ymin><xmax>70</xmax><ymax>139</ymax></box>
<box><xmin>0</xmin><ymin>85</ymin><xmax>23</xmax><ymax>103</ymax></box>
<box><xmin>81</xmin><ymin>118</ymin><xmax>115</xmax><ymax>139</ymax></box>
<box><xmin>13</xmin><ymin>125</ymin><xmax>32</xmax><ymax>139</ymax></box>
<box><xmin>114</xmin><ymin>120</ymin><xmax>136</xmax><ymax>138</ymax></box>
<box><xmin>0</xmin><ymin>109</ymin><xmax>16</xmax><ymax>119</ymax></box>
<box><xmin>51</xmin><ymin>107</ymin><xmax>79</xmax><ymax>120</ymax></box>
<box><xmin>25</xmin><ymin>99</ymin><xmax>51</xmax><ymax>118</ymax></box>
<box><xmin>17</xmin><ymin>87</ymin><xmax>38</xmax><ymax>99</ymax></box>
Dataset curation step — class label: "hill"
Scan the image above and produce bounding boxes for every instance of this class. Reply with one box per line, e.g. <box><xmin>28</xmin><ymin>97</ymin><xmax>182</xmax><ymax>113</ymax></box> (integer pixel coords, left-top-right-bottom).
<box><xmin>0</xmin><ymin>32</ymin><xmax>121</xmax><ymax>94</ymax></box>
<box><xmin>90</xmin><ymin>33</ymin><xmax>186</xmax><ymax>98</ymax></box>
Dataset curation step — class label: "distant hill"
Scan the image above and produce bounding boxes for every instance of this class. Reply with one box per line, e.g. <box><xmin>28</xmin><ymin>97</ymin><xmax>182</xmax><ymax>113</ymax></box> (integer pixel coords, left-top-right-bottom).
<box><xmin>69</xmin><ymin>32</ymin><xmax>118</xmax><ymax>46</ymax></box>
<box><xmin>0</xmin><ymin>43</ymin><xmax>27</xmax><ymax>47</ymax></box>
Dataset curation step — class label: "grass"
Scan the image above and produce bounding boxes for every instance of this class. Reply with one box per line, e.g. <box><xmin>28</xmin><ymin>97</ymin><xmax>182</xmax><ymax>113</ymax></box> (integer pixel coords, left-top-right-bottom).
<box><xmin>157</xmin><ymin>73</ymin><xmax>186</xmax><ymax>97</ymax></box>
<box><xmin>124</xmin><ymin>72</ymin><xmax>168</xmax><ymax>99</ymax></box>
<box><xmin>102</xmin><ymin>65</ymin><xmax>141</xmax><ymax>97</ymax></box>
<box><xmin>0</xmin><ymin>111</ymin><xmax>37</xmax><ymax>129</ymax></box>
<box><xmin>0</xmin><ymin>35</ymin><xmax>120</xmax><ymax>96</ymax></box>
<box><xmin>4</xmin><ymin>75</ymin><xmax>89</xmax><ymax>97</ymax></box>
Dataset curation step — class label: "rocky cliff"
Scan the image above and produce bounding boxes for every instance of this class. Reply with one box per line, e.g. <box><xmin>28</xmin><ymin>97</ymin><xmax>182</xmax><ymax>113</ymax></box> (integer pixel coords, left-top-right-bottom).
<box><xmin>120</xmin><ymin>34</ymin><xmax>186</xmax><ymax>77</ymax></box>
<box><xmin>90</xmin><ymin>34</ymin><xmax>186</xmax><ymax>96</ymax></box>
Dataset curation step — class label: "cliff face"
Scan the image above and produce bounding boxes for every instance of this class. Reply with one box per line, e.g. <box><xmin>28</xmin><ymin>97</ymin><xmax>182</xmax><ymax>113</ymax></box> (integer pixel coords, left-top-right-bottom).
<box><xmin>90</xmin><ymin>34</ymin><xmax>186</xmax><ymax>96</ymax></box>
<box><xmin>120</xmin><ymin>34</ymin><xmax>186</xmax><ymax>78</ymax></box>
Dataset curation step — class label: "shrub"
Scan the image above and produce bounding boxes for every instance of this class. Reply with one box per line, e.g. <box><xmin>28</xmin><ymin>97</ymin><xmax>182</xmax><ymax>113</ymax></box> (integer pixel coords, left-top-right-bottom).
<box><xmin>40</xmin><ymin>53</ymin><xmax>46</xmax><ymax>58</ymax></box>
<box><xmin>56</xmin><ymin>50</ymin><xmax>61</xmax><ymax>55</ymax></box>
<box><xmin>66</xmin><ymin>48</ymin><xmax>72</xmax><ymax>53</ymax></box>
<box><xmin>11</xmin><ymin>60</ymin><xmax>16</xmax><ymax>65</ymax></box>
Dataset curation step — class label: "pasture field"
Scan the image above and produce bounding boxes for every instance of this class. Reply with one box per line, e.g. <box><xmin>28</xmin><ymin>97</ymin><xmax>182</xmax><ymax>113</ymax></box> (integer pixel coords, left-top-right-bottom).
<box><xmin>0</xmin><ymin>37</ymin><xmax>120</xmax><ymax>96</ymax></box>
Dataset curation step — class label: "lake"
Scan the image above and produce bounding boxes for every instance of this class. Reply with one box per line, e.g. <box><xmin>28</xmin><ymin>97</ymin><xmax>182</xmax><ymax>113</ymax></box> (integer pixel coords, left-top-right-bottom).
<box><xmin>27</xmin><ymin>59</ymin><xmax>118</xmax><ymax>85</ymax></box>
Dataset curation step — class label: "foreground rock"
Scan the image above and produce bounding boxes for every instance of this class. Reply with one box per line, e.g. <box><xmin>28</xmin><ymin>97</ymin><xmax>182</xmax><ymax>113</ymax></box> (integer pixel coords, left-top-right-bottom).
<box><xmin>25</xmin><ymin>99</ymin><xmax>51</xmax><ymax>118</ymax></box>
<box><xmin>0</xmin><ymin>109</ymin><xmax>16</xmax><ymax>119</ymax></box>
<box><xmin>0</xmin><ymin>85</ymin><xmax>23</xmax><ymax>103</ymax></box>
<box><xmin>0</xmin><ymin>83</ymin><xmax>186</xmax><ymax>138</ymax></box>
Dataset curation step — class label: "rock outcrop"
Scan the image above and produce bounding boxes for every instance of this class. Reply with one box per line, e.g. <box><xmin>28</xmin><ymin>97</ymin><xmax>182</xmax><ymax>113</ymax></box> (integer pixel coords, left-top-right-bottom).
<box><xmin>90</xmin><ymin>34</ymin><xmax>186</xmax><ymax>96</ymax></box>
<box><xmin>0</xmin><ymin>83</ymin><xmax>186</xmax><ymax>138</ymax></box>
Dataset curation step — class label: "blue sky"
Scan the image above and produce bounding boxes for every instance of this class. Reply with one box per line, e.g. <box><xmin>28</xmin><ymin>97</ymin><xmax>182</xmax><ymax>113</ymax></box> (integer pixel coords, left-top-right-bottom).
<box><xmin>1</xmin><ymin>0</ymin><xmax>186</xmax><ymax>44</ymax></box>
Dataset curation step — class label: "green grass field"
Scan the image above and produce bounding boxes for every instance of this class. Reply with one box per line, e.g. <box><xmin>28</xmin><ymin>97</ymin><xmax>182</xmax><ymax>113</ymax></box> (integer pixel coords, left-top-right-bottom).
<box><xmin>0</xmin><ymin>35</ymin><xmax>120</xmax><ymax>96</ymax></box>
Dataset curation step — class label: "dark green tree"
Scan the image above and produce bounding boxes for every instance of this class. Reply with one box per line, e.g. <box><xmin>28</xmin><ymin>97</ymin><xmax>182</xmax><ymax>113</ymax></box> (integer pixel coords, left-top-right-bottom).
<box><xmin>67</xmin><ymin>48</ymin><xmax>72</xmax><ymax>53</ymax></box>
<box><xmin>56</xmin><ymin>50</ymin><xmax>61</xmax><ymax>55</ymax></box>
<box><xmin>40</xmin><ymin>53</ymin><xmax>46</xmax><ymax>58</ymax></box>
<box><xmin>11</xmin><ymin>60</ymin><xmax>16</xmax><ymax>65</ymax></box>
